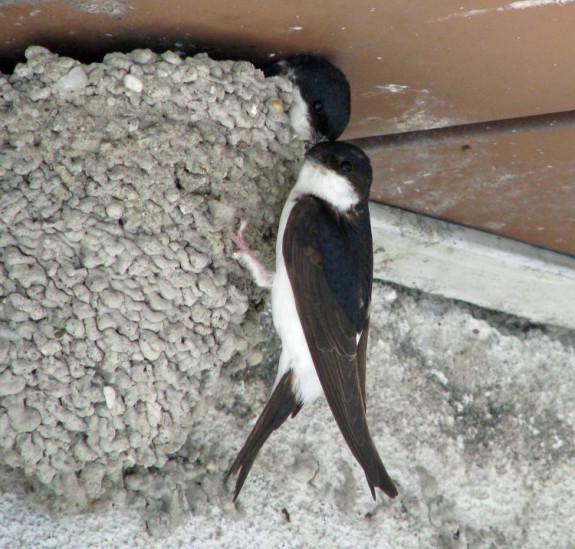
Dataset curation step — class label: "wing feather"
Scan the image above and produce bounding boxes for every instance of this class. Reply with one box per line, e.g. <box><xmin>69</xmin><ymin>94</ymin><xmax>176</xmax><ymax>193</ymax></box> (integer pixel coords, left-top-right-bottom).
<box><xmin>283</xmin><ymin>196</ymin><xmax>397</xmax><ymax>499</ymax></box>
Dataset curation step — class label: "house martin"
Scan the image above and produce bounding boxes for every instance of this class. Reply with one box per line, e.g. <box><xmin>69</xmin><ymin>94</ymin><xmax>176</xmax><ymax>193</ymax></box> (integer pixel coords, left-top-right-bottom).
<box><xmin>226</xmin><ymin>141</ymin><xmax>398</xmax><ymax>501</ymax></box>
<box><xmin>263</xmin><ymin>55</ymin><xmax>351</xmax><ymax>142</ymax></box>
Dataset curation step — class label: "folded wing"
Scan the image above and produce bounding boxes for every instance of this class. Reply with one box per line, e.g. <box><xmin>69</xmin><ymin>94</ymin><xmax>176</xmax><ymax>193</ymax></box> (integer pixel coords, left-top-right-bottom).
<box><xmin>283</xmin><ymin>196</ymin><xmax>397</xmax><ymax>499</ymax></box>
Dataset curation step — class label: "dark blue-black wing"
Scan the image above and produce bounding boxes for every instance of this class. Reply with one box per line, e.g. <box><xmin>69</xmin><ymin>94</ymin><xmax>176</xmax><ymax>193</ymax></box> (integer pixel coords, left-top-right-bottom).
<box><xmin>283</xmin><ymin>196</ymin><xmax>397</xmax><ymax>499</ymax></box>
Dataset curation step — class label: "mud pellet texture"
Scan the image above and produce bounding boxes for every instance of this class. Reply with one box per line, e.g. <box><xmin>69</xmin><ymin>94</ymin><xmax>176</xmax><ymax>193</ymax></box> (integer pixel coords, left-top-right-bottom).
<box><xmin>0</xmin><ymin>46</ymin><xmax>299</xmax><ymax>524</ymax></box>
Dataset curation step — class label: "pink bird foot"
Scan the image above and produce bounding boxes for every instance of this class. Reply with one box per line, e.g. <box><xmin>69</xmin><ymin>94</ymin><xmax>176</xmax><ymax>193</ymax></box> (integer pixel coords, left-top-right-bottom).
<box><xmin>229</xmin><ymin>220</ymin><xmax>275</xmax><ymax>288</ymax></box>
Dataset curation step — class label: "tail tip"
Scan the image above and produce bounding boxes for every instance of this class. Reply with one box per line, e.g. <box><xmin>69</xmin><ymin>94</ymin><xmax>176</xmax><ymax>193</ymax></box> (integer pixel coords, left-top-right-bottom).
<box><xmin>368</xmin><ymin>475</ymin><xmax>399</xmax><ymax>500</ymax></box>
<box><xmin>381</xmin><ymin>477</ymin><xmax>399</xmax><ymax>499</ymax></box>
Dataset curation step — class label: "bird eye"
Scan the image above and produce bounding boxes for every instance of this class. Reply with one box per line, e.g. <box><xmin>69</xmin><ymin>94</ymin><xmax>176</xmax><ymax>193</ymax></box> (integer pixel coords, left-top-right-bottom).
<box><xmin>339</xmin><ymin>160</ymin><xmax>353</xmax><ymax>172</ymax></box>
<box><xmin>313</xmin><ymin>100</ymin><xmax>324</xmax><ymax>113</ymax></box>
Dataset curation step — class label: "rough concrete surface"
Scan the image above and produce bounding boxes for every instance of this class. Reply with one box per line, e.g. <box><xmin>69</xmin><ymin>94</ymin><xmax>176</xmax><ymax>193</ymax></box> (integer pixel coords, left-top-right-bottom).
<box><xmin>1</xmin><ymin>48</ymin><xmax>575</xmax><ymax>548</ymax></box>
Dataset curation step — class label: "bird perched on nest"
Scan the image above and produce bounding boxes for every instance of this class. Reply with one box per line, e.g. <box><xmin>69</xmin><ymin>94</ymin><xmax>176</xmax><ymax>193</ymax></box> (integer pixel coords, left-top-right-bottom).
<box><xmin>226</xmin><ymin>140</ymin><xmax>398</xmax><ymax>502</ymax></box>
<box><xmin>262</xmin><ymin>55</ymin><xmax>351</xmax><ymax>142</ymax></box>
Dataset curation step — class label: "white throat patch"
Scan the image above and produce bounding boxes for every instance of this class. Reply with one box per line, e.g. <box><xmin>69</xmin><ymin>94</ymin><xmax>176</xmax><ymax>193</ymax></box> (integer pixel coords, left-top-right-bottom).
<box><xmin>289</xmin><ymin>87</ymin><xmax>312</xmax><ymax>141</ymax></box>
<box><xmin>292</xmin><ymin>161</ymin><xmax>360</xmax><ymax>212</ymax></box>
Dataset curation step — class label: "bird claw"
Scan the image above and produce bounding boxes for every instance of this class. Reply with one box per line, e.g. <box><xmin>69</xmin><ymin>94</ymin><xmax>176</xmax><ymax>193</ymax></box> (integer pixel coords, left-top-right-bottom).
<box><xmin>229</xmin><ymin>220</ymin><xmax>252</xmax><ymax>257</ymax></box>
<box><xmin>228</xmin><ymin>219</ymin><xmax>274</xmax><ymax>288</ymax></box>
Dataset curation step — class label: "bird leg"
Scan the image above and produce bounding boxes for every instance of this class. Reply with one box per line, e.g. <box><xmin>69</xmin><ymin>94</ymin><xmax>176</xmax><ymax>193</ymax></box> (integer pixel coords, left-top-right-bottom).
<box><xmin>229</xmin><ymin>220</ymin><xmax>275</xmax><ymax>288</ymax></box>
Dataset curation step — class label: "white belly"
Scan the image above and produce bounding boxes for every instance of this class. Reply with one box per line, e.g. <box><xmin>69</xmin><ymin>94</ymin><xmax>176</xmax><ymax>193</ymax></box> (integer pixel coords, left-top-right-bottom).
<box><xmin>271</xmin><ymin>196</ymin><xmax>322</xmax><ymax>405</ymax></box>
<box><xmin>272</xmin><ymin>264</ymin><xmax>322</xmax><ymax>405</ymax></box>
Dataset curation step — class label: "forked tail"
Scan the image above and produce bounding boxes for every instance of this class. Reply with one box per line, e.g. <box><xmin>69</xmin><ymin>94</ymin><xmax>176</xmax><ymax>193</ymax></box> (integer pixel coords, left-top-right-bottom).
<box><xmin>225</xmin><ymin>371</ymin><xmax>301</xmax><ymax>501</ymax></box>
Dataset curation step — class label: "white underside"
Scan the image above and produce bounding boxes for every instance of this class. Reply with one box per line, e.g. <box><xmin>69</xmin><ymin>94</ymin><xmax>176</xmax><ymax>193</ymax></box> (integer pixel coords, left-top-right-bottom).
<box><xmin>270</xmin><ymin>161</ymin><xmax>360</xmax><ymax>404</ymax></box>
<box><xmin>289</xmin><ymin>87</ymin><xmax>313</xmax><ymax>141</ymax></box>
<box><xmin>272</xmin><ymin>259</ymin><xmax>322</xmax><ymax>404</ymax></box>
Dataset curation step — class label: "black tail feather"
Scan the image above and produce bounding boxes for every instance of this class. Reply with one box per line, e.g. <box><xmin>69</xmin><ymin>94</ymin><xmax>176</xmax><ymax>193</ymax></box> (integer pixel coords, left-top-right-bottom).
<box><xmin>338</xmin><ymin>413</ymin><xmax>398</xmax><ymax>500</ymax></box>
<box><xmin>329</xmin><ymin>398</ymin><xmax>398</xmax><ymax>500</ymax></box>
<box><xmin>225</xmin><ymin>371</ymin><xmax>299</xmax><ymax>501</ymax></box>
<box><xmin>365</xmin><ymin>459</ymin><xmax>398</xmax><ymax>500</ymax></box>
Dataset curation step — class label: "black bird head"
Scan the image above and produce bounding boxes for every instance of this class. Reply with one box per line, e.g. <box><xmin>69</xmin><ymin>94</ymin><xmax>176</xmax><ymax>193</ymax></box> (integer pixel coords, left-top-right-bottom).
<box><xmin>305</xmin><ymin>141</ymin><xmax>372</xmax><ymax>202</ymax></box>
<box><xmin>263</xmin><ymin>55</ymin><xmax>351</xmax><ymax>142</ymax></box>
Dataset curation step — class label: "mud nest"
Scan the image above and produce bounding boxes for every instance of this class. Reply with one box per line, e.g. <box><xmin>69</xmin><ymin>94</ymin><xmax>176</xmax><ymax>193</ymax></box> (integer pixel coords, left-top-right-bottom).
<box><xmin>0</xmin><ymin>46</ymin><xmax>300</xmax><ymax>519</ymax></box>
